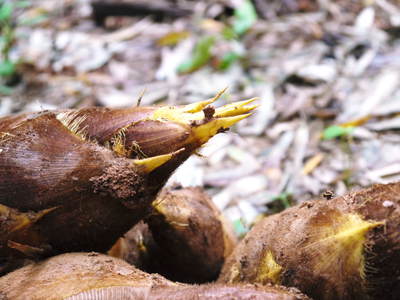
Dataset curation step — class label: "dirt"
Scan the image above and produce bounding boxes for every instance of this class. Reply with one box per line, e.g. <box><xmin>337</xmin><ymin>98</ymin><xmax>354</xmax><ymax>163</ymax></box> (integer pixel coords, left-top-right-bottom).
<box><xmin>90</xmin><ymin>158</ymin><xmax>144</xmax><ymax>200</ymax></box>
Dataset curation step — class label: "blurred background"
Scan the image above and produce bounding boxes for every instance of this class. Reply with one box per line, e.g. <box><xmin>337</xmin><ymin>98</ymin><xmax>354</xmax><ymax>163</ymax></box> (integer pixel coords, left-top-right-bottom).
<box><xmin>1</xmin><ymin>0</ymin><xmax>400</xmax><ymax>235</ymax></box>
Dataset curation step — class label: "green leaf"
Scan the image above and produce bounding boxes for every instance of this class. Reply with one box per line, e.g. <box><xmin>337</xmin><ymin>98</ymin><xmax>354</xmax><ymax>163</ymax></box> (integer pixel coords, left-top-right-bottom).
<box><xmin>19</xmin><ymin>13</ymin><xmax>48</xmax><ymax>26</ymax></box>
<box><xmin>178</xmin><ymin>36</ymin><xmax>215</xmax><ymax>73</ymax></box>
<box><xmin>0</xmin><ymin>60</ymin><xmax>15</xmax><ymax>77</ymax></box>
<box><xmin>232</xmin><ymin>0</ymin><xmax>257</xmax><ymax>36</ymax></box>
<box><xmin>233</xmin><ymin>219</ymin><xmax>248</xmax><ymax>236</ymax></box>
<box><xmin>272</xmin><ymin>192</ymin><xmax>292</xmax><ymax>209</ymax></box>
<box><xmin>218</xmin><ymin>51</ymin><xmax>240</xmax><ymax>70</ymax></box>
<box><xmin>0</xmin><ymin>2</ymin><xmax>13</xmax><ymax>22</ymax></box>
<box><xmin>222</xmin><ymin>26</ymin><xmax>237</xmax><ymax>40</ymax></box>
<box><xmin>157</xmin><ymin>31</ymin><xmax>190</xmax><ymax>46</ymax></box>
<box><xmin>322</xmin><ymin>125</ymin><xmax>354</xmax><ymax>140</ymax></box>
<box><xmin>16</xmin><ymin>1</ymin><xmax>31</xmax><ymax>8</ymax></box>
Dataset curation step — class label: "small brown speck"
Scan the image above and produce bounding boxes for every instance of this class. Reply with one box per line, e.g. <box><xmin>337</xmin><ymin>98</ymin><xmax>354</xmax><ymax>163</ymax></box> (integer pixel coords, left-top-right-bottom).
<box><xmin>203</xmin><ymin>106</ymin><xmax>215</xmax><ymax>120</ymax></box>
<box><xmin>322</xmin><ymin>190</ymin><xmax>335</xmax><ymax>200</ymax></box>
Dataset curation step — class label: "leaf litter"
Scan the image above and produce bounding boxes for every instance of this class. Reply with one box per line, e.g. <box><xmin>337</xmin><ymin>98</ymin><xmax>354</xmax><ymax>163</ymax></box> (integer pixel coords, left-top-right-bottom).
<box><xmin>2</xmin><ymin>0</ymin><xmax>400</xmax><ymax>234</ymax></box>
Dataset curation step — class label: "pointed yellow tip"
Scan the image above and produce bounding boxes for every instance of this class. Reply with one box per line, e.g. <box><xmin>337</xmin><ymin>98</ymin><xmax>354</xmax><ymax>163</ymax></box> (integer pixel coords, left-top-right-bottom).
<box><xmin>7</xmin><ymin>240</ymin><xmax>44</xmax><ymax>257</ymax></box>
<box><xmin>334</xmin><ymin>215</ymin><xmax>383</xmax><ymax>242</ymax></box>
<box><xmin>4</xmin><ymin>206</ymin><xmax>59</xmax><ymax>233</ymax></box>
<box><xmin>181</xmin><ymin>88</ymin><xmax>229</xmax><ymax>113</ymax></box>
<box><xmin>0</xmin><ymin>203</ymin><xmax>10</xmax><ymax>215</ymax></box>
<box><xmin>207</xmin><ymin>87</ymin><xmax>228</xmax><ymax>106</ymax></box>
<box><xmin>182</xmin><ymin>98</ymin><xmax>216</xmax><ymax>113</ymax></box>
<box><xmin>216</xmin><ymin>104</ymin><xmax>259</xmax><ymax>117</ymax></box>
<box><xmin>218</xmin><ymin>113</ymin><xmax>252</xmax><ymax>128</ymax></box>
<box><xmin>213</xmin><ymin>87</ymin><xmax>228</xmax><ymax>101</ymax></box>
<box><xmin>36</xmin><ymin>207</ymin><xmax>58</xmax><ymax>220</ymax></box>
<box><xmin>0</xmin><ymin>204</ymin><xmax>31</xmax><ymax>233</ymax></box>
<box><xmin>214</xmin><ymin>98</ymin><xmax>258</xmax><ymax>117</ymax></box>
<box><xmin>192</xmin><ymin>113</ymin><xmax>252</xmax><ymax>144</ymax></box>
<box><xmin>149</xmin><ymin>92</ymin><xmax>257</xmax><ymax>148</ymax></box>
<box><xmin>133</xmin><ymin>149</ymin><xmax>184</xmax><ymax>172</ymax></box>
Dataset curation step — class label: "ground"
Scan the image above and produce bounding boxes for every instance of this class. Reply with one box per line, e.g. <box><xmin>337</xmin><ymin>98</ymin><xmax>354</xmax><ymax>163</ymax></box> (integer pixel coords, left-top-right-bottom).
<box><xmin>1</xmin><ymin>0</ymin><xmax>400</xmax><ymax>234</ymax></box>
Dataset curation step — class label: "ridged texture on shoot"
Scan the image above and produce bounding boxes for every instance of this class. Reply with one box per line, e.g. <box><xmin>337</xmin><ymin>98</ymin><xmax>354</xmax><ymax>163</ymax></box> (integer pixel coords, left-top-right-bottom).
<box><xmin>0</xmin><ymin>252</ymin><xmax>310</xmax><ymax>300</ymax></box>
<box><xmin>218</xmin><ymin>183</ymin><xmax>400</xmax><ymax>300</ymax></box>
<box><xmin>306</xmin><ymin>213</ymin><xmax>382</xmax><ymax>283</ymax></box>
<box><xmin>109</xmin><ymin>187</ymin><xmax>238</xmax><ymax>283</ymax></box>
<box><xmin>53</xmin><ymin>90</ymin><xmax>257</xmax><ymax>161</ymax></box>
<box><xmin>56</xmin><ymin>111</ymin><xmax>88</xmax><ymax>141</ymax></box>
<box><xmin>0</xmin><ymin>94</ymin><xmax>256</xmax><ymax>275</ymax></box>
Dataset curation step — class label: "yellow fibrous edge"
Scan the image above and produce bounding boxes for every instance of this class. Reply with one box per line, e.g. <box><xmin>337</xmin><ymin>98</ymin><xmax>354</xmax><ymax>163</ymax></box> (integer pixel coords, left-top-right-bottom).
<box><xmin>56</xmin><ymin>111</ymin><xmax>88</xmax><ymax>141</ymax></box>
<box><xmin>255</xmin><ymin>250</ymin><xmax>283</xmax><ymax>284</ymax></box>
<box><xmin>305</xmin><ymin>213</ymin><xmax>383</xmax><ymax>280</ymax></box>
<box><xmin>110</xmin><ymin>128</ymin><xmax>128</xmax><ymax>157</ymax></box>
